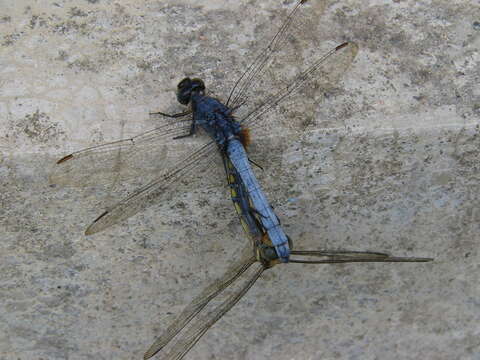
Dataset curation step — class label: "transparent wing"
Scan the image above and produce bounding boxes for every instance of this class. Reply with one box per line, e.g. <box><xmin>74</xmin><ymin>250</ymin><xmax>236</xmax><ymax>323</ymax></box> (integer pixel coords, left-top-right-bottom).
<box><xmin>226</xmin><ymin>1</ymin><xmax>358</xmax><ymax>136</ymax></box>
<box><xmin>144</xmin><ymin>244</ymin><xmax>259</xmax><ymax>360</ymax></box>
<box><xmin>84</xmin><ymin>139</ymin><xmax>222</xmax><ymax>235</ymax></box>
<box><xmin>240</xmin><ymin>42</ymin><xmax>358</xmax><ymax>134</ymax></box>
<box><xmin>50</xmin><ymin>116</ymin><xmax>193</xmax><ymax>187</ymax></box>
<box><xmin>226</xmin><ymin>0</ymin><xmax>326</xmax><ymax>111</ymax></box>
<box><xmin>289</xmin><ymin>249</ymin><xmax>433</xmax><ymax>264</ymax></box>
<box><xmin>160</xmin><ymin>265</ymin><xmax>263</xmax><ymax>360</ymax></box>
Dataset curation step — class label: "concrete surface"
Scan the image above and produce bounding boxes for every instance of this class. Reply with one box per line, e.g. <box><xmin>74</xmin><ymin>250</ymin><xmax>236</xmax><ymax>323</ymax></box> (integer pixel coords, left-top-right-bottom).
<box><xmin>1</xmin><ymin>0</ymin><xmax>479</xmax><ymax>359</ymax></box>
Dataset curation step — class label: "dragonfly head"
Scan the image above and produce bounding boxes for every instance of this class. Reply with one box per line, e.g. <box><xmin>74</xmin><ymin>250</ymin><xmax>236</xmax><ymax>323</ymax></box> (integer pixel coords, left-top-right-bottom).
<box><xmin>177</xmin><ymin>77</ymin><xmax>205</xmax><ymax>105</ymax></box>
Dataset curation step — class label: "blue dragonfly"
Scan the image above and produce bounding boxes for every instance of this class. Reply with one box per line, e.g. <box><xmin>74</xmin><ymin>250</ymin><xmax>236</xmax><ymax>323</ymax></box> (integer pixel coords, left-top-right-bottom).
<box><xmin>51</xmin><ymin>0</ymin><xmax>358</xmax><ymax>262</ymax></box>
<box><xmin>48</xmin><ymin>2</ymin><xmax>433</xmax><ymax>357</ymax></box>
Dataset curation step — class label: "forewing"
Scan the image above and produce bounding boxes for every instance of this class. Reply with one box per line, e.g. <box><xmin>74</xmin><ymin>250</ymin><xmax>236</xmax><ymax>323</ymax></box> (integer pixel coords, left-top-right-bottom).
<box><xmin>144</xmin><ymin>244</ymin><xmax>258</xmax><ymax>359</ymax></box>
<box><xmin>242</xmin><ymin>42</ymin><xmax>359</xmax><ymax>136</ymax></box>
<box><xmin>226</xmin><ymin>0</ymin><xmax>327</xmax><ymax>112</ymax></box>
<box><xmin>84</xmin><ymin>139</ymin><xmax>223</xmax><ymax>235</ymax></box>
<box><xmin>50</xmin><ymin>116</ymin><xmax>192</xmax><ymax>187</ymax></box>
<box><xmin>223</xmin><ymin>2</ymin><xmax>358</xmax><ymax>211</ymax></box>
<box><xmin>226</xmin><ymin>1</ymin><xmax>358</xmax><ymax>137</ymax></box>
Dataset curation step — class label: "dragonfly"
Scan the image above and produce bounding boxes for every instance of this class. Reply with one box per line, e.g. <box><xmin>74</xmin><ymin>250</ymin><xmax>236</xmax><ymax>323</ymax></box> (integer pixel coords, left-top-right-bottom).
<box><xmin>143</xmin><ymin>106</ymin><xmax>433</xmax><ymax>360</ymax></box>
<box><xmin>143</xmin><ymin>226</ymin><xmax>433</xmax><ymax>359</ymax></box>
<box><xmin>50</xmin><ymin>0</ymin><xmax>358</xmax><ymax>262</ymax></box>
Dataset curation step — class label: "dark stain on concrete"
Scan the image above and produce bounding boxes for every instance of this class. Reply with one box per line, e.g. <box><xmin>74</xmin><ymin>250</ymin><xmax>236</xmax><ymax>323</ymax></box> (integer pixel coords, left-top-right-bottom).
<box><xmin>68</xmin><ymin>7</ymin><xmax>89</xmax><ymax>18</ymax></box>
<box><xmin>2</xmin><ymin>33</ymin><xmax>21</xmax><ymax>46</ymax></box>
<box><xmin>12</xmin><ymin>110</ymin><xmax>65</xmax><ymax>144</ymax></box>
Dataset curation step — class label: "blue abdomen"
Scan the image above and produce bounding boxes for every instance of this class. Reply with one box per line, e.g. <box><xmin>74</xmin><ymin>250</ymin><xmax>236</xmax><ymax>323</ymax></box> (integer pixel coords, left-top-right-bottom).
<box><xmin>227</xmin><ymin>139</ymin><xmax>291</xmax><ymax>262</ymax></box>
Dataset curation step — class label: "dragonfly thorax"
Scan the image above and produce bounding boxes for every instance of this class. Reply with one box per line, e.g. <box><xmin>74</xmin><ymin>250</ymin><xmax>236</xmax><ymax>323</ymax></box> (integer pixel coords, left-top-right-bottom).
<box><xmin>176</xmin><ymin>77</ymin><xmax>242</xmax><ymax>146</ymax></box>
<box><xmin>192</xmin><ymin>100</ymin><xmax>241</xmax><ymax>148</ymax></box>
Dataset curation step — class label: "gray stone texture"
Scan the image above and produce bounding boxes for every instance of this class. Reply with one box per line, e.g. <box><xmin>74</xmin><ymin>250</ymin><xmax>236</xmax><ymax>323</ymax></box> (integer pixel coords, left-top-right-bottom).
<box><xmin>1</xmin><ymin>0</ymin><xmax>479</xmax><ymax>359</ymax></box>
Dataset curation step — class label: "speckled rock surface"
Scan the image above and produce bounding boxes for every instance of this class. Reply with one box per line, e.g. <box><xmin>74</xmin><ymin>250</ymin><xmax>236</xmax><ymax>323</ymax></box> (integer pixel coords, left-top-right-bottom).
<box><xmin>1</xmin><ymin>1</ymin><xmax>479</xmax><ymax>359</ymax></box>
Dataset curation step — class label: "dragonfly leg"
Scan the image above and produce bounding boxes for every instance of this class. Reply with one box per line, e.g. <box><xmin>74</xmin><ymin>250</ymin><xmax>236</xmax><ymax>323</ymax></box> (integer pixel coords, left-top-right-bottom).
<box><xmin>149</xmin><ymin>109</ymin><xmax>192</xmax><ymax>118</ymax></box>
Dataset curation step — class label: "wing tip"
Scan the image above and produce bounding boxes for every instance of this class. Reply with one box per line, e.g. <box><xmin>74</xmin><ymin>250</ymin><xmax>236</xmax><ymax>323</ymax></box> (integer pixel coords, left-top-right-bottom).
<box><xmin>84</xmin><ymin>210</ymin><xmax>109</xmax><ymax>235</ymax></box>
<box><xmin>56</xmin><ymin>154</ymin><xmax>73</xmax><ymax>164</ymax></box>
<box><xmin>143</xmin><ymin>348</ymin><xmax>156</xmax><ymax>360</ymax></box>
<box><xmin>335</xmin><ymin>42</ymin><xmax>351</xmax><ymax>51</ymax></box>
<box><xmin>335</xmin><ymin>41</ymin><xmax>359</xmax><ymax>60</ymax></box>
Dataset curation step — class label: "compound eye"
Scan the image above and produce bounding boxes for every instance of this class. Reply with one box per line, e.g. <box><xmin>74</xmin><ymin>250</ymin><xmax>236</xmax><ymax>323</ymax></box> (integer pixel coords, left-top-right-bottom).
<box><xmin>191</xmin><ymin>78</ymin><xmax>205</xmax><ymax>92</ymax></box>
<box><xmin>177</xmin><ymin>91</ymin><xmax>191</xmax><ymax>105</ymax></box>
<box><xmin>177</xmin><ymin>77</ymin><xmax>192</xmax><ymax>89</ymax></box>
